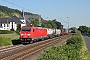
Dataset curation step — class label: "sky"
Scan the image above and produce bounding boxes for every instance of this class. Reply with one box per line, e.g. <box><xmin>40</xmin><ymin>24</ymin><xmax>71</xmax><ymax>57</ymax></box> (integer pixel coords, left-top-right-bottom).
<box><xmin>0</xmin><ymin>0</ymin><xmax>90</xmax><ymax>28</ymax></box>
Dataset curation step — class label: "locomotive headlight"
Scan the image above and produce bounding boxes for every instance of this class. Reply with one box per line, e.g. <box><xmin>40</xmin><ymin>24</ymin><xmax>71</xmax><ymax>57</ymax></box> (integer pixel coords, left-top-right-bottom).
<box><xmin>27</xmin><ymin>34</ymin><xmax>30</xmax><ymax>36</ymax></box>
<box><xmin>21</xmin><ymin>34</ymin><xmax>24</xmax><ymax>35</ymax></box>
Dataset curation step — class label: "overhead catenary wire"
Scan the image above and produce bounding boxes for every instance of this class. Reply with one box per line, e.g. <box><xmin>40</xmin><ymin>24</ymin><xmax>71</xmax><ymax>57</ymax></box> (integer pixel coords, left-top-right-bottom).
<box><xmin>3</xmin><ymin>0</ymin><xmax>34</xmax><ymax>13</ymax></box>
<box><xmin>18</xmin><ymin>0</ymin><xmax>39</xmax><ymax>14</ymax></box>
<box><xmin>59</xmin><ymin>17</ymin><xmax>69</xmax><ymax>32</ymax></box>
<box><xmin>60</xmin><ymin>17</ymin><xmax>68</xmax><ymax>24</ymax></box>
<box><xmin>18</xmin><ymin>0</ymin><xmax>33</xmax><ymax>8</ymax></box>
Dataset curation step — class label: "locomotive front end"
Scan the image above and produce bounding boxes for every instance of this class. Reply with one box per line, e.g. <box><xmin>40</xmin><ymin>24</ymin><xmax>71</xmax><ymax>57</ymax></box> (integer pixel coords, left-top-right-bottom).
<box><xmin>20</xmin><ymin>27</ymin><xmax>32</xmax><ymax>44</ymax></box>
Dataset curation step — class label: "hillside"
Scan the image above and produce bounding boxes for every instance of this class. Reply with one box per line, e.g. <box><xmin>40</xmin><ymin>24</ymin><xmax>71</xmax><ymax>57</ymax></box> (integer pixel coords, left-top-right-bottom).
<box><xmin>0</xmin><ymin>5</ymin><xmax>36</xmax><ymax>18</ymax></box>
<box><xmin>0</xmin><ymin>5</ymin><xmax>62</xmax><ymax>29</ymax></box>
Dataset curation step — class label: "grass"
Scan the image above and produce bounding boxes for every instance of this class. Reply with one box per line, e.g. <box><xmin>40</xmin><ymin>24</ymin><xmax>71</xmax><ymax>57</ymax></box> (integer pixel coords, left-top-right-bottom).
<box><xmin>0</xmin><ymin>34</ymin><xmax>19</xmax><ymax>47</ymax></box>
<box><xmin>0</xmin><ymin>34</ymin><xmax>19</xmax><ymax>39</ymax></box>
<box><xmin>0</xmin><ymin>30</ymin><xmax>14</xmax><ymax>34</ymax></box>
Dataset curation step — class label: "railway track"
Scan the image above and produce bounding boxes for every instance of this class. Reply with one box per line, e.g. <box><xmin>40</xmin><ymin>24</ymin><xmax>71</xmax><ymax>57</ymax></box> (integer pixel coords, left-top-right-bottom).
<box><xmin>0</xmin><ymin>34</ymin><xmax>71</xmax><ymax>60</ymax></box>
<box><xmin>0</xmin><ymin>45</ymin><xmax>24</xmax><ymax>53</ymax></box>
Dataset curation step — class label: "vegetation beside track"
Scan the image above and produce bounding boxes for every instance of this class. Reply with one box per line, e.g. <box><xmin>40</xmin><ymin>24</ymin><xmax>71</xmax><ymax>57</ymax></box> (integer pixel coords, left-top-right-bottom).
<box><xmin>0</xmin><ymin>30</ymin><xmax>14</xmax><ymax>34</ymax></box>
<box><xmin>37</xmin><ymin>31</ymin><xmax>90</xmax><ymax>60</ymax></box>
<box><xmin>0</xmin><ymin>34</ymin><xmax>19</xmax><ymax>47</ymax></box>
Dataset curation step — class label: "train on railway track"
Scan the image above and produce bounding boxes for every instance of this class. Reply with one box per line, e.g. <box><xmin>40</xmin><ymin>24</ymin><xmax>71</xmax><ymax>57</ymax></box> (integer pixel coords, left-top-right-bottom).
<box><xmin>19</xmin><ymin>24</ymin><xmax>69</xmax><ymax>44</ymax></box>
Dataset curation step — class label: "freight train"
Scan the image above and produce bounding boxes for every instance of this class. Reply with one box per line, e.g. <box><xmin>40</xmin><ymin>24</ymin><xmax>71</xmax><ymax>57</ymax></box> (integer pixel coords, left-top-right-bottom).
<box><xmin>20</xmin><ymin>25</ymin><xmax>68</xmax><ymax>44</ymax></box>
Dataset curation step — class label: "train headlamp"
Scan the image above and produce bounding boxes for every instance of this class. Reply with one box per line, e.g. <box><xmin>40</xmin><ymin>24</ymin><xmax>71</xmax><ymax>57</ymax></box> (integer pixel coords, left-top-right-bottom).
<box><xmin>21</xmin><ymin>34</ymin><xmax>24</xmax><ymax>35</ymax></box>
<box><xmin>27</xmin><ymin>34</ymin><xmax>30</xmax><ymax>36</ymax></box>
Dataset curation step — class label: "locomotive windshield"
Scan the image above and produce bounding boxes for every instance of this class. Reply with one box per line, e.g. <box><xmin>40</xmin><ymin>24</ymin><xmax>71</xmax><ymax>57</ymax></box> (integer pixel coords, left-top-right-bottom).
<box><xmin>21</xmin><ymin>28</ymin><xmax>31</xmax><ymax>32</ymax></box>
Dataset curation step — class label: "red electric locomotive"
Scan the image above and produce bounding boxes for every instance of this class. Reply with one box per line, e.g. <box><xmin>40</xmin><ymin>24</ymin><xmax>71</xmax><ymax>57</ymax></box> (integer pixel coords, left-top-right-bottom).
<box><xmin>20</xmin><ymin>25</ymin><xmax>47</xmax><ymax>44</ymax></box>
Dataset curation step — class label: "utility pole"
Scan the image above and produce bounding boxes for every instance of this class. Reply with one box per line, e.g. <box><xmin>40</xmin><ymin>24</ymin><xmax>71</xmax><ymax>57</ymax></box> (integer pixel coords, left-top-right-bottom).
<box><xmin>60</xmin><ymin>17</ymin><xmax>69</xmax><ymax>33</ymax></box>
<box><xmin>39</xmin><ymin>15</ymin><xmax>41</xmax><ymax>26</ymax></box>
<box><xmin>22</xmin><ymin>9</ymin><xmax>26</xmax><ymax>26</ymax></box>
<box><xmin>67</xmin><ymin>17</ymin><xmax>69</xmax><ymax>33</ymax></box>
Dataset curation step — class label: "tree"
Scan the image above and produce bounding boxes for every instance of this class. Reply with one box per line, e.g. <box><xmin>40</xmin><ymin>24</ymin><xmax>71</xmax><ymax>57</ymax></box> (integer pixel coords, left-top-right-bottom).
<box><xmin>70</xmin><ymin>27</ymin><xmax>77</xmax><ymax>30</ymax></box>
<box><xmin>70</xmin><ymin>27</ymin><xmax>77</xmax><ymax>33</ymax></box>
<box><xmin>31</xmin><ymin>18</ymin><xmax>39</xmax><ymax>26</ymax></box>
<box><xmin>16</xmin><ymin>24</ymin><xmax>21</xmax><ymax>34</ymax></box>
<box><xmin>42</xmin><ymin>21</ymin><xmax>52</xmax><ymax>28</ymax></box>
<box><xmin>50</xmin><ymin>20</ymin><xmax>57</xmax><ymax>28</ymax></box>
<box><xmin>88</xmin><ymin>27</ymin><xmax>90</xmax><ymax>35</ymax></box>
<box><xmin>52</xmin><ymin>19</ymin><xmax>62</xmax><ymax>29</ymax></box>
<box><xmin>78</xmin><ymin>26</ymin><xmax>88</xmax><ymax>33</ymax></box>
<box><xmin>41</xmin><ymin>19</ymin><xmax>62</xmax><ymax>29</ymax></box>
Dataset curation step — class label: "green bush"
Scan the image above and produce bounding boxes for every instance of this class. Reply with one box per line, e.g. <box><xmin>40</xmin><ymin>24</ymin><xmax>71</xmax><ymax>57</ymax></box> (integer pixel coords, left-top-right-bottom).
<box><xmin>37</xmin><ymin>31</ymin><xmax>90</xmax><ymax>60</ymax></box>
<box><xmin>38</xmin><ymin>45</ymin><xmax>82</xmax><ymax>60</ymax></box>
<box><xmin>66</xmin><ymin>35</ymin><xmax>83</xmax><ymax>50</ymax></box>
<box><xmin>15</xmin><ymin>30</ymin><xmax>20</xmax><ymax>35</ymax></box>
<box><xmin>0</xmin><ymin>30</ymin><xmax>14</xmax><ymax>34</ymax></box>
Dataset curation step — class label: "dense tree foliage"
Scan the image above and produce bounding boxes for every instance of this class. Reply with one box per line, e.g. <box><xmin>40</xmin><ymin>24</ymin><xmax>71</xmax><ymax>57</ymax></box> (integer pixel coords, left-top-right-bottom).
<box><xmin>78</xmin><ymin>26</ymin><xmax>88</xmax><ymax>33</ymax></box>
<box><xmin>70</xmin><ymin>27</ymin><xmax>77</xmax><ymax>32</ymax></box>
<box><xmin>52</xmin><ymin>19</ymin><xmax>62</xmax><ymax>29</ymax></box>
<box><xmin>78</xmin><ymin>26</ymin><xmax>90</xmax><ymax>35</ymax></box>
<box><xmin>31</xmin><ymin>18</ymin><xmax>62</xmax><ymax>29</ymax></box>
<box><xmin>31</xmin><ymin>18</ymin><xmax>40</xmax><ymax>26</ymax></box>
<box><xmin>16</xmin><ymin>24</ymin><xmax>21</xmax><ymax>34</ymax></box>
<box><xmin>43</xmin><ymin>20</ymin><xmax>62</xmax><ymax>29</ymax></box>
<box><xmin>88</xmin><ymin>27</ymin><xmax>90</xmax><ymax>35</ymax></box>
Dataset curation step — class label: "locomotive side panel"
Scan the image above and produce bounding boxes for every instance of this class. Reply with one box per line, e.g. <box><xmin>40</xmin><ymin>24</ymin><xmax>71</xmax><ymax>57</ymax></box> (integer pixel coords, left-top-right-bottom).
<box><xmin>20</xmin><ymin>26</ymin><xmax>48</xmax><ymax>44</ymax></box>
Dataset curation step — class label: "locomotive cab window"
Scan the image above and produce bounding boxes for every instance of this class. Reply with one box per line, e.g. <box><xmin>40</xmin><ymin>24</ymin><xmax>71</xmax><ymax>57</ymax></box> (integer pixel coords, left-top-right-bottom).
<box><xmin>21</xmin><ymin>28</ymin><xmax>31</xmax><ymax>32</ymax></box>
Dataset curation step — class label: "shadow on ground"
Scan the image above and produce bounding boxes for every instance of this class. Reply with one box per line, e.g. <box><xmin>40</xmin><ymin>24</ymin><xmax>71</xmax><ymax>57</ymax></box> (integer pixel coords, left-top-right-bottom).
<box><xmin>12</xmin><ymin>39</ymin><xmax>21</xmax><ymax>45</ymax></box>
